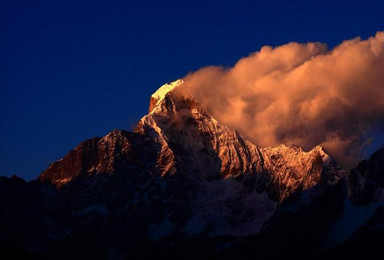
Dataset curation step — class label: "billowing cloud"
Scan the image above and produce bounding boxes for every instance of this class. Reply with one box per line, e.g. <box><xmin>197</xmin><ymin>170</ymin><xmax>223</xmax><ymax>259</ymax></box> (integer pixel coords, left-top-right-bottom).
<box><xmin>180</xmin><ymin>32</ymin><xmax>384</xmax><ymax>168</ymax></box>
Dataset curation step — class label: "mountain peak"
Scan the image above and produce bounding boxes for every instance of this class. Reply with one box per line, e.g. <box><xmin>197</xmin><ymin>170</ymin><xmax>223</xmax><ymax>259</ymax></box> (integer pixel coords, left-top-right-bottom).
<box><xmin>151</xmin><ymin>79</ymin><xmax>184</xmax><ymax>101</ymax></box>
<box><xmin>149</xmin><ymin>79</ymin><xmax>184</xmax><ymax>113</ymax></box>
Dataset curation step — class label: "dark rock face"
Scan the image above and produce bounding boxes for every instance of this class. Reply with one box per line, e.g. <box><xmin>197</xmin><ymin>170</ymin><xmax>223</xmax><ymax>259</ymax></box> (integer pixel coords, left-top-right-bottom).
<box><xmin>0</xmin><ymin>81</ymin><xmax>383</xmax><ymax>259</ymax></box>
<box><xmin>213</xmin><ymin>181</ymin><xmax>347</xmax><ymax>260</ymax></box>
<box><xmin>319</xmin><ymin>148</ymin><xmax>384</xmax><ymax>259</ymax></box>
<box><xmin>0</xmin><ymin>176</ymin><xmax>56</xmax><ymax>254</ymax></box>
<box><xmin>323</xmin><ymin>206</ymin><xmax>384</xmax><ymax>259</ymax></box>
<box><xmin>348</xmin><ymin>147</ymin><xmax>384</xmax><ymax>205</ymax></box>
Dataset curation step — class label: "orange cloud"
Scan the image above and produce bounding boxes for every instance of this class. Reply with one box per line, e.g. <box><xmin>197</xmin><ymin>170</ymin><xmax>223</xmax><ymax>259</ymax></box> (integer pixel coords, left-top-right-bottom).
<box><xmin>180</xmin><ymin>32</ymin><xmax>384</xmax><ymax>168</ymax></box>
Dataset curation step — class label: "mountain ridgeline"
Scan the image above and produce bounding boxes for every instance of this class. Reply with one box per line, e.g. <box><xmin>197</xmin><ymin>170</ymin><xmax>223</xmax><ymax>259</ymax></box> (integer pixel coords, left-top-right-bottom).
<box><xmin>1</xmin><ymin>80</ymin><xmax>384</xmax><ymax>259</ymax></box>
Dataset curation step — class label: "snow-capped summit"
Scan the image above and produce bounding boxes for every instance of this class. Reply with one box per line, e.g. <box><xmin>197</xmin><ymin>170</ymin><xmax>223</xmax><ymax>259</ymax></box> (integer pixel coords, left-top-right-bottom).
<box><xmin>35</xmin><ymin>80</ymin><xmax>347</xmax><ymax>242</ymax></box>
<box><xmin>149</xmin><ymin>79</ymin><xmax>184</xmax><ymax>113</ymax></box>
<box><xmin>41</xmin><ymin>80</ymin><xmax>345</xmax><ymax>203</ymax></box>
<box><xmin>137</xmin><ymin>81</ymin><xmax>344</xmax><ymax>201</ymax></box>
<box><xmin>151</xmin><ymin>79</ymin><xmax>183</xmax><ymax>101</ymax></box>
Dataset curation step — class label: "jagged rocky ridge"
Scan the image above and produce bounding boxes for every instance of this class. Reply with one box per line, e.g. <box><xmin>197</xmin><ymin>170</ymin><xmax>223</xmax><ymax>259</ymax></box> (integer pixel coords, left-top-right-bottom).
<box><xmin>0</xmin><ymin>80</ymin><xmax>383</xmax><ymax>259</ymax></box>
<box><xmin>41</xmin><ymin>80</ymin><xmax>345</xmax><ymax>202</ymax></box>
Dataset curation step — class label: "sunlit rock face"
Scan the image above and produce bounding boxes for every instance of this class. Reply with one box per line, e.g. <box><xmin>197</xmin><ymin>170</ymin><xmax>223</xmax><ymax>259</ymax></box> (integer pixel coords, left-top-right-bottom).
<box><xmin>137</xmin><ymin>79</ymin><xmax>344</xmax><ymax>202</ymax></box>
<box><xmin>39</xmin><ymin>131</ymin><xmax>160</xmax><ymax>187</ymax></box>
<box><xmin>260</xmin><ymin>144</ymin><xmax>345</xmax><ymax>201</ymax></box>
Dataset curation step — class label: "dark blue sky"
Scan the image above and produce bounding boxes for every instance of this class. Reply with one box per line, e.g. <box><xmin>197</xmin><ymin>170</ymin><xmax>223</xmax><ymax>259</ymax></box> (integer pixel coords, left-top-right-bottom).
<box><xmin>1</xmin><ymin>0</ymin><xmax>383</xmax><ymax>180</ymax></box>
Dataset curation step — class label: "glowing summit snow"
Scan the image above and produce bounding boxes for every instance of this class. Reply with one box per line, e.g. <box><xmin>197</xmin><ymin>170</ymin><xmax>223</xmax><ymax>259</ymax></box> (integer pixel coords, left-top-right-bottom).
<box><xmin>151</xmin><ymin>79</ymin><xmax>184</xmax><ymax>101</ymax></box>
